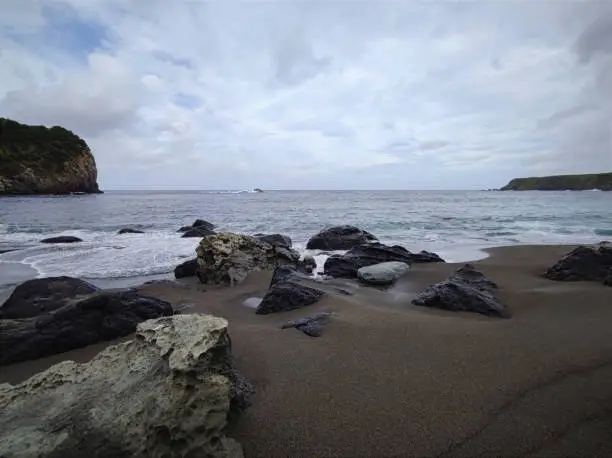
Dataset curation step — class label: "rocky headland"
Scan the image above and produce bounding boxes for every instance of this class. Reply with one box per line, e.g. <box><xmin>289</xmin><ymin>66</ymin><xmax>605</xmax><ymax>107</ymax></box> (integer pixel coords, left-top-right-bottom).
<box><xmin>501</xmin><ymin>172</ymin><xmax>612</xmax><ymax>191</ymax></box>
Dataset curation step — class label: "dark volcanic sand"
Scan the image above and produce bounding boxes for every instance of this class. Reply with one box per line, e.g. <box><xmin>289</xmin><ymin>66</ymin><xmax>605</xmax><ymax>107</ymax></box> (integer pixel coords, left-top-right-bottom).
<box><xmin>2</xmin><ymin>245</ymin><xmax>612</xmax><ymax>457</ymax></box>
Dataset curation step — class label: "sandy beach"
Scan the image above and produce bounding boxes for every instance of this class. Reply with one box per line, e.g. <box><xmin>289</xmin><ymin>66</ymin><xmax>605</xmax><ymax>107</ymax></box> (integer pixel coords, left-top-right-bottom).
<box><xmin>2</xmin><ymin>244</ymin><xmax>612</xmax><ymax>457</ymax></box>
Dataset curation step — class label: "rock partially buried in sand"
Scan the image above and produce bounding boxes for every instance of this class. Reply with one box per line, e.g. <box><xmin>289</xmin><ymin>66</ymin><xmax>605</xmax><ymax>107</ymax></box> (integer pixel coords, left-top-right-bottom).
<box><xmin>0</xmin><ymin>288</ymin><xmax>173</xmax><ymax>365</ymax></box>
<box><xmin>40</xmin><ymin>235</ymin><xmax>82</xmax><ymax>244</ymax></box>
<box><xmin>412</xmin><ymin>264</ymin><xmax>508</xmax><ymax>318</ymax></box>
<box><xmin>174</xmin><ymin>258</ymin><xmax>198</xmax><ymax>278</ymax></box>
<box><xmin>306</xmin><ymin>225</ymin><xmax>378</xmax><ymax>250</ymax></box>
<box><xmin>0</xmin><ymin>314</ymin><xmax>252</xmax><ymax>458</ymax></box>
<box><xmin>324</xmin><ymin>242</ymin><xmax>445</xmax><ymax>278</ymax></box>
<box><xmin>256</xmin><ymin>265</ymin><xmax>324</xmax><ymax>315</ymax></box>
<box><xmin>196</xmin><ymin>232</ymin><xmax>300</xmax><ymax>286</ymax></box>
<box><xmin>0</xmin><ymin>276</ymin><xmax>100</xmax><ymax>319</ymax></box>
<box><xmin>281</xmin><ymin>311</ymin><xmax>334</xmax><ymax>337</ymax></box>
<box><xmin>544</xmin><ymin>245</ymin><xmax>612</xmax><ymax>282</ymax></box>
<box><xmin>117</xmin><ymin>227</ymin><xmax>144</xmax><ymax>234</ymax></box>
<box><xmin>357</xmin><ymin>261</ymin><xmax>410</xmax><ymax>286</ymax></box>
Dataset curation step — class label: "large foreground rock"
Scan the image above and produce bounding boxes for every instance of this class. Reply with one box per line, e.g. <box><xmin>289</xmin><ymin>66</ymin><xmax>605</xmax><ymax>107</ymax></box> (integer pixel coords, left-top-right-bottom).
<box><xmin>0</xmin><ymin>276</ymin><xmax>99</xmax><ymax>319</ymax></box>
<box><xmin>196</xmin><ymin>232</ymin><xmax>300</xmax><ymax>286</ymax></box>
<box><xmin>324</xmin><ymin>242</ymin><xmax>445</xmax><ymax>278</ymax></box>
<box><xmin>306</xmin><ymin>225</ymin><xmax>378</xmax><ymax>250</ymax></box>
<box><xmin>256</xmin><ymin>266</ymin><xmax>324</xmax><ymax>315</ymax></box>
<box><xmin>412</xmin><ymin>264</ymin><xmax>508</xmax><ymax>318</ymax></box>
<box><xmin>0</xmin><ymin>314</ymin><xmax>252</xmax><ymax>458</ymax></box>
<box><xmin>0</xmin><ymin>289</ymin><xmax>173</xmax><ymax>365</ymax></box>
<box><xmin>357</xmin><ymin>261</ymin><xmax>410</xmax><ymax>286</ymax></box>
<box><xmin>544</xmin><ymin>245</ymin><xmax>612</xmax><ymax>283</ymax></box>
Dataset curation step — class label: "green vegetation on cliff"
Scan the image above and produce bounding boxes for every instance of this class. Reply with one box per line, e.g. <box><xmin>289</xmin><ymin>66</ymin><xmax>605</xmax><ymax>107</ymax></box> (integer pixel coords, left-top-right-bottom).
<box><xmin>501</xmin><ymin>173</ymin><xmax>612</xmax><ymax>191</ymax></box>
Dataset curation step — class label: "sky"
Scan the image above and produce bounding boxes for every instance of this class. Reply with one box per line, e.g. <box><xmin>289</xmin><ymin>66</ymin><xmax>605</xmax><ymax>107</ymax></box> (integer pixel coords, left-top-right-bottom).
<box><xmin>1</xmin><ymin>1</ymin><xmax>611</xmax><ymax>190</ymax></box>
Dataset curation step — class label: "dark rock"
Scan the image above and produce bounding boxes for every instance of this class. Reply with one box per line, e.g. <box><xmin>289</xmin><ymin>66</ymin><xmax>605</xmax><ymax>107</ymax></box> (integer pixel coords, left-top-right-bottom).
<box><xmin>306</xmin><ymin>225</ymin><xmax>378</xmax><ymax>250</ymax></box>
<box><xmin>544</xmin><ymin>245</ymin><xmax>612</xmax><ymax>282</ymax></box>
<box><xmin>174</xmin><ymin>258</ymin><xmax>198</xmax><ymax>278</ymax></box>
<box><xmin>181</xmin><ymin>227</ymin><xmax>216</xmax><ymax>238</ymax></box>
<box><xmin>0</xmin><ymin>276</ymin><xmax>100</xmax><ymax>319</ymax></box>
<box><xmin>256</xmin><ymin>265</ymin><xmax>324</xmax><ymax>315</ymax></box>
<box><xmin>254</xmin><ymin>233</ymin><xmax>292</xmax><ymax>249</ymax></box>
<box><xmin>0</xmin><ymin>289</ymin><xmax>173</xmax><ymax>366</ymax></box>
<box><xmin>117</xmin><ymin>228</ymin><xmax>144</xmax><ymax>234</ymax></box>
<box><xmin>412</xmin><ymin>264</ymin><xmax>508</xmax><ymax>318</ymax></box>
<box><xmin>300</xmin><ymin>254</ymin><xmax>317</xmax><ymax>274</ymax></box>
<box><xmin>40</xmin><ymin>236</ymin><xmax>83</xmax><ymax>244</ymax></box>
<box><xmin>178</xmin><ymin>219</ymin><xmax>215</xmax><ymax>233</ymax></box>
<box><xmin>604</xmin><ymin>272</ymin><xmax>612</xmax><ymax>286</ymax></box>
<box><xmin>281</xmin><ymin>311</ymin><xmax>334</xmax><ymax>337</ymax></box>
<box><xmin>324</xmin><ymin>242</ymin><xmax>445</xmax><ymax>278</ymax></box>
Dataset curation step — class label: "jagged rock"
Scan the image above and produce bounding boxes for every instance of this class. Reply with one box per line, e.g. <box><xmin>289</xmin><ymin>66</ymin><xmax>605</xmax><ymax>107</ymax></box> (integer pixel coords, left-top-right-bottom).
<box><xmin>0</xmin><ymin>289</ymin><xmax>173</xmax><ymax>365</ymax></box>
<box><xmin>182</xmin><ymin>227</ymin><xmax>216</xmax><ymax>238</ymax></box>
<box><xmin>174</xmin><ymin>258</ymin><xmax>198</xmax><ymax>278</ymax></box>
<box><xmin>40</xmin><ymin>235</ymin><xmax>83</xmax><ymax>244</ymax></box>
<box><xmin>544</xmin><ymin>245</ymin><xmax>612</xmax><ymax>282</ymax></box>
<box><xmin>0</xmin><ymin>276</ymin><xmax>100</xmax><ymax>319</ymax></box>
<box><xmin>196</xmin><ymin>232</ymin><xmax>297</xmax><ymax>286</ymax></box>
<box><xmin>178</xmin><ymin>219</ymin><xmax>215</xmax><ymax>233</ymax></box>
<box><xmin>256</xmin><ymin>266</ymin><xmax>324</xmax><ymax>315</ymax></box>
<box><xmin>0</xmin><ymin>314</ymin><xmax>252</xmax><ymax>458</ymax></box>
<box><xmin>117</xmin><ymin>228</ymin><xmax>144</xmax><ymax>234</ymax></box>
<box><xmin>306</xmin><ymin>225</ymin><xmax>378</xmax><ymax>250</ymax></box>
<box><xmin>281</xmin><ymin>311</ymin><xmax>334</xmax><ymax>337</ymax></box>
<box><xmin>357</xmin><ymin>261</ymin><xmax>410</xmax><ymax>286</ymax></box>
<box><xmin>324</xmin><ymin>242</ymin><xmax>445</xmax><ymax>278</ymax></box>
<box><xmin>254</xmin><ymin>233</ymin><xmax>292</xmax><ymax>249</ymax></box>
<box><xmin>412</xmin><ymin>264</ymin><xmax>508</xmax><ymax>318</ymax></box>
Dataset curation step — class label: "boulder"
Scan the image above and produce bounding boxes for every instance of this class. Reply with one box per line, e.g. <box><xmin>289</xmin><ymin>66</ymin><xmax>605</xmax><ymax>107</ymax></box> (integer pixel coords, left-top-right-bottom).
<box><xmin>0</xmin><ymin>289</ymin><xmax>173</xmax><ymax>365</ymax></box>
<box><xmin>182</xmin><ymin>227</ymin><xmax>216</xmax><ymax>238</ymax></box>
<box><xmin>301</xmin><ymin>254</ymin><xmax>317</xmax><ymax>274</ymax></box>
<box><xmin>178</xmin><ymin>219</ymin><xmax>215</xmax><ymax>233</ymax></box>
<box><xmin>0</xmin><ymin>276</ymin><xmax>100</xmax><ymax>319</ymax></box>
<box><xmin>254</xmin><ymin>233</ymin><xmax>292</xmax><ymax>249</ymax></box>
<box><xmin>40</xmin><ymin>235</ymin><xmax>82</xmax><ymax>244</ymax></box>
<box><xmin>306</xmin><ymin>225</ymin><xmax>378</xmax><ymax>250</ymax></box>
<box><xmin>256</xmin><ymin>266</ymin><xmax>324</xmax><ymax>315</ymax></box>
<box><xmin>281</xmin><ymin>311</ymin><xmax>334</xmax><ymax>337</ymax></box>
<box><xmin>174</xmin><ymin>258</ymin><xmax>198</xmax><ymax>279</ymax></box>
<box><xmin>0</xmin><ymin>314</ymin><xmax>252</xmax><ymax>458</ymax></box>
<box><xmin>544</xmin><ymin>245</ymin><xmax>612</xmax><ymax>282</ymax></box>
<box><xmin>357</xmin><ymin>261</ymin><xmax>410</xmax><ymax>286</ymax></box>
<box><xmin>196</xmin><ymin>232</ymin><xmax>298</xmax><ymax>286</ymax></box>
<box><xmin>324</xmin><ymin>242</ymin><xmax>445</xmax><ymax>278</ymax></box>
<box><xmin>412</xmin><ymin>264</ymin><xmax>508</xmax><ymax>318</ymax></box>
<box><xmin>117</xmin><ymin>228</ymin><xmax>144</xmax><ymax>234</ymax></box>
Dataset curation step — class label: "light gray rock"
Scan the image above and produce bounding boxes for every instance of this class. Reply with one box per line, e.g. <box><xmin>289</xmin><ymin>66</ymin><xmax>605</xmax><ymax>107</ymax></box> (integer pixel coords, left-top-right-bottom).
<box><xmin>0</xmin><ymin>314</ymin><xmax>252</xmax><ymax>458</ymax></box>
<box><xmin>357</xmin><ymin>261</ymin><xmax>410</xmax><ymax>285</ymax></box>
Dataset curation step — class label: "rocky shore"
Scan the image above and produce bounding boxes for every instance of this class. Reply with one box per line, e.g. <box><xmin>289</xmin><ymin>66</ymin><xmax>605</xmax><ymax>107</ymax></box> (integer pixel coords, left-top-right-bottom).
<box><xmin>1</xmin><ymin>222</ymin><xmax>612</xmax><ymax>457</ymax></box>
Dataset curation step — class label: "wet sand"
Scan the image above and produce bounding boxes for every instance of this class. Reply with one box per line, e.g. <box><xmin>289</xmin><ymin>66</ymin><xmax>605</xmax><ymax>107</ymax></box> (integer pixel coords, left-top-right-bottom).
<box><xmin>2</xmin><ymin>244</ymin><xmax>612</xmax><ymax>457</ymax></box>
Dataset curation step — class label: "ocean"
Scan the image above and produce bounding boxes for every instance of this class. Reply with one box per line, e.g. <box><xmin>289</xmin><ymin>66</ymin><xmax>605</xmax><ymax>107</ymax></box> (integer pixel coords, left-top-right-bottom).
<box><xmin>1</xmin><ymin>190</ymin><xmax>611</xmax><ymax>298</ymax></box>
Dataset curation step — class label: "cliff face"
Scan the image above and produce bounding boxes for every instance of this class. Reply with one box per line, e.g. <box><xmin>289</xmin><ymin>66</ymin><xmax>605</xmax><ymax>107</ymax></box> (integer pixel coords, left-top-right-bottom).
<box><xmin>0</xmin><ymin>118</ymin><xmax>101</xmax><ymax>195</ymax></box>
<box><xmin>501</xmin><ymin>173</ymin><xmax>612</xmax><ymax>191</ymax></box>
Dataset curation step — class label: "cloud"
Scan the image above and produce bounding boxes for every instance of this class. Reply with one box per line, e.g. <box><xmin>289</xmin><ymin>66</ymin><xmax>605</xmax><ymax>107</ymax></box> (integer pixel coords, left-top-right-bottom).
<box><xmin>0</xmin><ymin>1</ymin><xmax>610</xmax><ymax>190</ymax></box>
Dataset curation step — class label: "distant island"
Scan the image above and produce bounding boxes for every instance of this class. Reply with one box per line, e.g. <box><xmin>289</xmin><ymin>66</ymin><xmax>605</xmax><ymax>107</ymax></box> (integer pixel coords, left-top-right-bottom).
<box><xmin>501</xmin><ymin>173</ymin><xmax>612</xmax><ymax>191</ymax></box>
<box><xmin>0</xmin><ymin>118</ymin><xmax>101</xmax><ymax>195</ymax></box>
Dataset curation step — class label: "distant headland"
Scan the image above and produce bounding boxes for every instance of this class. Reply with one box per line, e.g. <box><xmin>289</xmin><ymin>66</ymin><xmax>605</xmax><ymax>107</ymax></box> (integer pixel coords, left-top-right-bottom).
<box><xmin>501</xmin><ymin>173</ymin><xmax>612</xmax><ymax>191</ymax></box>
<box><xmin>0</xmin><ymin>118</ymin><xmax>101</xmax><ymax>196</ymax></box>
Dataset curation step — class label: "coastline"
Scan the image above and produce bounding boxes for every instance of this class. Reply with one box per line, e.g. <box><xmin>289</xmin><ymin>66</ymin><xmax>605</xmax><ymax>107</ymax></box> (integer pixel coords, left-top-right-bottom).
<box><xmin>2</xmin><ymin>243</ymin><xmax>612</xmax><ymax>457</ymax></box>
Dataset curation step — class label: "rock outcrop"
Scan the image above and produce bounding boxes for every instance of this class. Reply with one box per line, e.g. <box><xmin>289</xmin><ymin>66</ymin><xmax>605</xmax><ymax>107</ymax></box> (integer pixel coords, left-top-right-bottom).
<box><xmin>40</xmin><ymin>235</ymin><xmax>83</xmax><ymax>244</ymax></box>
<box><xmin>196</xmin><ymin>232</ymin><xmax>300</xmax><ymax>286</ymax></box>
<box><xmin>544</xmin><ymin>245</ymin><xmax>612</xmax><ymax>283</ymax></box>
<box><xmin>0</xmin><ymin>118</ymin><xmax>101</xmax><ymax>195</ymax></box>
<box><xmin>412</xmin><ymin>264</ymin><xmax>508</xmax><ymax>318</ymax></box>
<box><xmin>324</xmin><ymin>242</ymin><xmax>444</xmax><ymax>278</ymax></box>
<box><xmin>0</xmin><ymin>314</ymin><xmax>252</xmax><ymax>458</ymax></box>
<box><xmin>256</xmin><ymin>265</ymin><xmax>324</xmax><ymax>315</ymax></box>
<box><xmin>174</xmin><ymin>258</ymin><xmax>199</xmax><ymax>279</ymax></box>
<box><xmin>306</xmin><ymin>225</ymin><xmax>378</xmax><ymax>250</ymax></box>
<box><xmin>0</xmin><ymin>284</ymin><xmax>173</xmax><ymax>365</ymax></box>
<box><xmin>501</xmin><ymin>172</ymin><xmax>612</xmax><ymax>191</ymax></box>
<box><xmin>357</xmin><ymin>261</ymin><xmax>410</xmax><ymax>286</ymax></box>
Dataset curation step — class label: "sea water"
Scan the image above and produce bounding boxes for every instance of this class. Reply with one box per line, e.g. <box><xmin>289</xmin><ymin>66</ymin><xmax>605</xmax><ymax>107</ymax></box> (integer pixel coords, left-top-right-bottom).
<box><xmin>1</xmin><ymin>190</ymin><xmax>610</xmax><ymax>294</ymax></box>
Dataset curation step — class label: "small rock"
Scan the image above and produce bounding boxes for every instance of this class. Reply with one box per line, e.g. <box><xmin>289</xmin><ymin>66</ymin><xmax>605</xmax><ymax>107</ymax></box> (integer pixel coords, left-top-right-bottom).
<box><xmin>306</xmin><ymin>225</ymin><xmax>378</xmax><ymax>250</ymax></box>
<box><xmin>182</xmin><ymin>227</ymin><xmax>216</xmax><ymax>238</ymax></box>
<box><xmin>40</xmin><ymin>236</ymin><xmax>82</xmax><ymax>244</ymax></box>
<box><xmin>117</xmin><ymin>228</ymin><xmax>144</xmax><ymax>234</ymax></box>
<box><xmin>254</xmin><ymin>233</ymin><xmax>292</xmax><ymax>249</ymax></box>
<box><xmin>174</xmin><ymin>258</ymin><xmax>198</xmax><ymax>278</ymax></box>
<box><xmin>301</xmin><ymin>254</ymin><xmax>317</xmax><ymax>274</ymax></box>
<box><xmin>281</xmin><ymin>311</ymin><xmax>334</xmax><ymax>337</ymax></box>
<box><xmin>178</xmin><ymin>219</ymin><xmax>215</xmax><ymax>233</ymax></box>
<box><xmin>357</xmin><ymin>261</ymin><xmax>410</xmax><ymax>286</ymax></box>
<box><xmin>604</xmin><ymin>271</ymin><xmax>612</xmax><ymax>287</ymax></box>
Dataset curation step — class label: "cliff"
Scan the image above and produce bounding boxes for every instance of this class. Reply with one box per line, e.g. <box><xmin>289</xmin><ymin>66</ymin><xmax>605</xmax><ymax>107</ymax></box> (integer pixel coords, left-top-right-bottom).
<box><xmin>0</xmin><ymin>118</ymin><xmax>101</xmax><ymax>195</ymax></box>
<box><xmin>501</xmin><ymin>173</ymin><xmax>612</xmax><ymax>191</ymax></box>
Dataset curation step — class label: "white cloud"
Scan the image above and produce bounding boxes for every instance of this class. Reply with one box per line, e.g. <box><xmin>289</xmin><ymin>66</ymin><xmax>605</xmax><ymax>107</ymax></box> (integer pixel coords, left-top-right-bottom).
<box><xmin>1</xmin><ymin>1</ymin><xmax>610</xmax><ymax>190</ymax></box>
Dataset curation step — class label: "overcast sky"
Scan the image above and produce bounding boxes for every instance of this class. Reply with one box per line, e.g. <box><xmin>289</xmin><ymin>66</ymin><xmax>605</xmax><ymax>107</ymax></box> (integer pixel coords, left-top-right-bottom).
<box><xmin>1</xmin><ymin>1</ymin><xmax>611</xmax><ymax>190</ymax></box>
